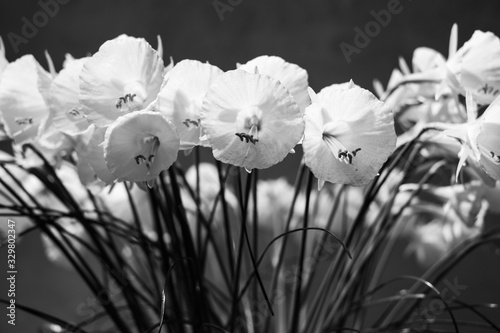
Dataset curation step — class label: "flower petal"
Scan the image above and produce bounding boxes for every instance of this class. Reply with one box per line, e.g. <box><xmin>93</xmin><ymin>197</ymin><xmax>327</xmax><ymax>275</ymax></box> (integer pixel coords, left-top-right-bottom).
<box><xmin>239</xmin><ymin>55</ymin><xmax>310</xmax><ymax>114</ymax></box>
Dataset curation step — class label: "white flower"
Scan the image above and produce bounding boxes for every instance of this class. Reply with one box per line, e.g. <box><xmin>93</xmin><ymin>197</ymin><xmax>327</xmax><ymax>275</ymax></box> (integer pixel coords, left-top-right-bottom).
<box><xmin>157</xmin><ymin>59</ymin><xmax>223</xmax><ymax>149</ymax></box>
<box><xmin>303</xmin><ymin>81</ymin><xmax>396</xmax><ymax>188</ymax></box>
<box><xmin>200</xmin><ymin>69</ymin><xmax>304</xmax><ymax>171</ymax></box>
<box><xmin>444</xmin><ymin>92</ymin><xmax>500</xmax><ymax>182</ymax></box>
<box><xmin>103</xmin><ymin>110</ymin><xmax>180</xmax><ymax>184</ymax></box>
<box><xmin>447</xmin><ymin>27</ymin><xmax>500</xmax><ymax>104</ymax></box>
<box><xmin>79</xmin><ymin>35</ymin><xmax>165</xmax><ymax>126</ymax></box>
<box><xmin>43</xmin><ymin>56</ymin><xmax>91</xmax><ymax>136</ymax></box>
<box><xmin>0</xmin><ymin>55</ymin><xmax>51</xmax><ymax>143</ymax></box>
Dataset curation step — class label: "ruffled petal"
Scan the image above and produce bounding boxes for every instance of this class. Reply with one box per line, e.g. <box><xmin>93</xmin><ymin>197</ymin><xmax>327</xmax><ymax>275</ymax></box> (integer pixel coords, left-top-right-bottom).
<box><xmin>200</xmin><ymin>69</ymin><xmax>304</xmax><ymax>170</ymax></box>
<box><xmin>157</xmin><ymin>59</ymin><xmax>223</xmax><ymax>149</ymax></box>
<box><xmin>239</xmin><ymin>55</ymin><xmax>310</xmax><ymax>114</ymax></box>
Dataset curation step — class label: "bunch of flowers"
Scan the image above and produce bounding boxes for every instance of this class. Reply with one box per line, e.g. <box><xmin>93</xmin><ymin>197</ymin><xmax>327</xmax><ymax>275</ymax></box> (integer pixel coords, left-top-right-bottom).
<box><xmin>0</xmin><ymin>24</ymin><xmax>500</xmax><ymax>332</ymax></box>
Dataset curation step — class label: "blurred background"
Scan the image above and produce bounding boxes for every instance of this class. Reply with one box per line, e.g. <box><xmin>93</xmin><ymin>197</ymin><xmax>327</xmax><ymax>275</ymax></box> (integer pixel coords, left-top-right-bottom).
<box><xmin>1</xmin><ymin>0</ymin><xmax>500</xmax><ymax>332</ymax></box>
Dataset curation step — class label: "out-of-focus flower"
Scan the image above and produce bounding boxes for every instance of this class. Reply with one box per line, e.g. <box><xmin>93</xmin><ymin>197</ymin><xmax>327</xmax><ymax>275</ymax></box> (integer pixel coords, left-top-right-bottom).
<box><xmin>408</xmin><ymin>218</ymin><xmax>482</xmax><ymax>268</ymax></box>
<box><xmin>392</xmin><ymin>25</ymin><xmax>500</xmax><ymax>105</ymax></box>
<box><xmin>303</xmin><ymin>81</ymin><xmax>396</xmax><ymax>188</ymax></box>
<box><xmin>157</xmin><ymin>59</ymin><xmax>223</xmax><ymax>149</ymax></box>
<box><xmin>79</xmin><ymin>35</ymin><xmax>164</xmax><ymax>126</ymax></box>
<box><xmin>200</xmin><ymin>69</ymin><xmax>304</xmax><ymax>172</ymax></box>
<box><xmin>401</xmin><ymin>181</ymin><xmax>488</xmax><ymax>267</ymax></box>
<box><xmin>444</xmin><ymin>92</ymin><xmax>500</xmax><ymax>182</ymax></box>
<box><xmin>238</xmin><ymin>55</ymin><xmax>310</xmax><ymax>114</ymax></box>
<box><xmin>0</xmin><ymin>55</ymin><xmax>51</xmax><ymax>143</ymax></box>
<box><xmin>103</xmin><ymin>110</ymin><xmax>179</xmax><ymax>185</ymax></box>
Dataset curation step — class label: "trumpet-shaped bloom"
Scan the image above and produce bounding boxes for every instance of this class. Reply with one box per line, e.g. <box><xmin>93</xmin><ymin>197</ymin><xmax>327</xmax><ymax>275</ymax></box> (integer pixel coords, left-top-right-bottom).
<box><xmin>0</xmin><ymin>55</ymin><xmax>51</xmax><ymax>143</ymax></box>
<box><xmin>200</xmin><ymin>69</ymin><xmax>304</xmax><ymax>171</ymax></box>
<box><xmin>79</xmin><ymin>35</ymin><xmax>164</xmax><ymax>126</ymax></box>
<box><xmin>157</xmin><ymin>59</ymin><xmax>223</xmax><ymax>149</ymax></box>
<box><xmin>447</xmin><ymin>28</ymin><xmax>500</xmax><ymax>105</ymax></box>
<box><xmin>103</xmin><ymin>110</ymin><xmax>179</xmax><ymax>183</ymax></box>
<box><xmin>238</xmin><ymin>55</ymin><xmax>310</xmax><ymax>113</ymax></box>
<box><xmin>303</xmin><ymin>82</ymin><xmax>396</xmax><ymax>187</ymax></box>
<box><xmin>43</xmin><ymin>57</ymin><xmax>91</xmax><ymax>136</ymax></box>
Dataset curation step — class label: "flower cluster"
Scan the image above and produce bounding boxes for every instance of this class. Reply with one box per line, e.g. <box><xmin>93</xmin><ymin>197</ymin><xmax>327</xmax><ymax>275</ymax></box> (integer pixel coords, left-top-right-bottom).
<box><xmin>375</xmin><ymin>24</ymin><xmax>500</xmax><ymax>264</ymax></box>
<box><xmin>1</xmin><ymin>24</ymin><xmax>500</xmax><ymax>333</ymax></box>
<box><xmin>0</xmin><ymin>34</ymin><xmax>397</xmax><ymax>190</ymax></box>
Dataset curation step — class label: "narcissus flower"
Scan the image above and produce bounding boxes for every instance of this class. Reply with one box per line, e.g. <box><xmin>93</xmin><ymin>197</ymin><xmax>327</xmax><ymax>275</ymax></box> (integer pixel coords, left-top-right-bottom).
<box><xmin>79</xmin><ymin>35</ymin><xmax>164</xmax><ymax>126</ymax></box>
<box><xmin>0</xmin><ymin>55</ymin><xmax>51</xmax><ymax>143</ymax></box>
<box><xmin>238</xmin><ymin>55</ymin><xmax>310</xmax><ymax>113</ymax></box>
<box><xmin>157</xmin><ymin>59</ymin><xmax>223</xmax><ymax>149</ymax></box>
<box><xmin>446</xmin><ymin>27</ymin><xmax>500</xmax><ymax>104</ymax></box>
<box><xmin>444</xmin><ymin>92</ymin><xmax>500</xmax><ymax>182</ymax></box>
<box><xmin>303</xmin><ymin>81</ymin><xmax>396</xmax><ymax>188</ymax></box>
<box><xmin>43</xmin><ymin>56</ymin><xmax>91</xmax><ymax>136</ymax></box>
<box><xmin>103</xmin><ymin>110</ymin><xmax>179</xmax><ymax>184</ymax></box>
<box><xmin>200</xmin><ymin>70</ymin><xmax>304</xmax><ymax>171</ymax></box>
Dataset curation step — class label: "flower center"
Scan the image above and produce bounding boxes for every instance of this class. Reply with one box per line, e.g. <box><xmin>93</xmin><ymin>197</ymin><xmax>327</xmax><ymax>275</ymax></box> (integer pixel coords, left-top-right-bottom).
<box><xmin>489</xmin><ymin>151</ymin><xmax>500</xmax><ymax>164</ymax></box>
<box><xmin>134</xmin><ymin>135</ymin><xmax>160</xmax><ymax>174</ymax></box>
<box><xmin>235</xmin><ymin>115</ymin><xmax>260</xmax><ymax>145</ymax></box>
<box><xmin>15</xmin><ymin>117</ymin><xmax>33</xmax><ymax>126</ymax></box>
<box><xmin>322</xmin><ymin>121</ymin><xmax>361</xmax><ymax>165</ymax></box>
<box><xmin>115</xmin><ymin>82</ymin><xmax>147</xmax><ymax>112</ymax></box>
<box><xmin>182</xmin><ymin>118</ymin><xmax>200</xmax><ymax>128</ymax></box>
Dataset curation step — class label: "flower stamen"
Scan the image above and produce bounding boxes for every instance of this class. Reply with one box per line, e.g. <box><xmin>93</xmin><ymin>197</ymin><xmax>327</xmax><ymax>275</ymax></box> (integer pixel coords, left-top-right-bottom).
<box><xmin>490</xmin><ymin>151</ymin><xmax>500</xmax><ymax>164</ymax></box>
<box><xmin>182</xmin><ymin>118</ymin><xmax>200</xmax><ymax>128</ymax></box>
<box><xmin>15</xmin><ymin>117</ymin><xmax>33</xmax><ymax>126</ymax></box>
<box><xmin>115</xmin><ymin>93</ymin><xmax>137</xmax><ymax>111</ymax></box>
<box><xmin>133</xmin><ymin>135</ymin><xmax>160</xmax><ymax>174</ymax></box>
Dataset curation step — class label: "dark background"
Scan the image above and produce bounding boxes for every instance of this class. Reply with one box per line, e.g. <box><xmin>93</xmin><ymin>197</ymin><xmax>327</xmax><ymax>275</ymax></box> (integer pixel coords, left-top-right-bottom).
<box><xmin>1</xmin><ymin>0</ymin><xmax>500</xmax><ymax>332</ymax></box>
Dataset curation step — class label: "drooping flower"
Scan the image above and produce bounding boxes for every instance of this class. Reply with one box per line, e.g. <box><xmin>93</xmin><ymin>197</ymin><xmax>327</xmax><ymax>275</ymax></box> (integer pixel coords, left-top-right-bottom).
<box><xmin>0</xmin><ymin>55</ymin><xmax>51</xmax><ymax>143</ymax></box>
<box><xmin>238</xmin><ymin>55</ymin><xmax>310</xmax><ymax>114</ymax></box>
<box><xmin>103</xmin><ymin>110</ymin><xmax>180</xmax><ymax>185</ymax></box>
<box><xmin>303</xmin><ymin>81</ymin><xmax>396</xmax><ymax>188</ymax></box>
<box><xmin>200</xmin><ymin>69</ymin><xmax>304</xmax><ymax>171</ymax></box>
<box><xmin>79</xmin><ymin>35</ymin><xmax>165</xmax><ymax>126</ymax></box>
<box><xmin>157</xmin><ymin>59</ymin><xmax>223</xmax><ymax>149</ymax></box>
